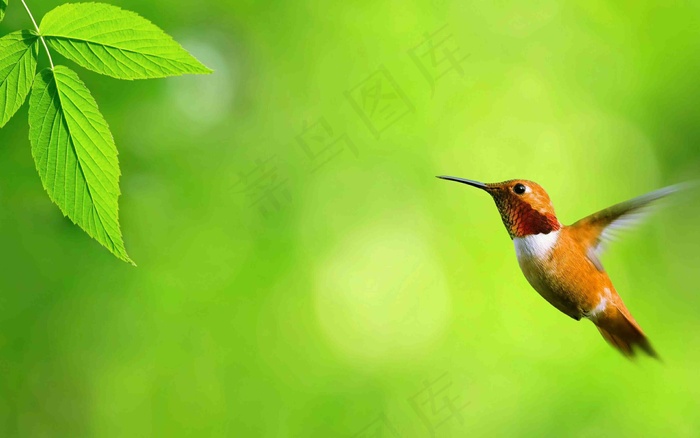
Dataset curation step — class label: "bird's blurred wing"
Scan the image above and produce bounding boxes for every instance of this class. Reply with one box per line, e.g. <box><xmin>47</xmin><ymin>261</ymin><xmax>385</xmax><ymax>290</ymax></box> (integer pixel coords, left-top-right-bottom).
<box><xmin>570</xmin><ymin>184</ymin><xmax>686</xmax><ymax>270</ymax></box>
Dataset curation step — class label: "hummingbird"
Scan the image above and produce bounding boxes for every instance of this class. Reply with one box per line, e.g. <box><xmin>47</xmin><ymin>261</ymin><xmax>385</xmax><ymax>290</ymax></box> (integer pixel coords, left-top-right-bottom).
<box><xmin>438</xmin><ymin>176</ymin><xmax>681</xmax><ymax>358</ymax></box>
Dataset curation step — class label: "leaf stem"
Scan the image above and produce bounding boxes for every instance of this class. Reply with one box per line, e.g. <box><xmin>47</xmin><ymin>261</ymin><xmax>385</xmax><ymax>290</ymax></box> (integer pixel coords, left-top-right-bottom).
<box><xmin>20</xmin><ymin>0</ymin><xmax>54</xmax><ymax>69</ymax></box>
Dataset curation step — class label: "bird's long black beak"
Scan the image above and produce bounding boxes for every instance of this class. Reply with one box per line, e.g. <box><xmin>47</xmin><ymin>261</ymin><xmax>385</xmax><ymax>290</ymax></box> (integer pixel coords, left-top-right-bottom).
<box><xmin>436</xmin><ymin>175</ymin><xmax>489</xmax><ymax>191</ymax></box>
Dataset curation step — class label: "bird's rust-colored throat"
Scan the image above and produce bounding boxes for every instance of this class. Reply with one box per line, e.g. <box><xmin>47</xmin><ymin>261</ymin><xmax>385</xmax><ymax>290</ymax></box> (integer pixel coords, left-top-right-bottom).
<box><xmin>437</xmin><ymin>175</ymin><xmax>561</xmax><ymax>238</ymax></box>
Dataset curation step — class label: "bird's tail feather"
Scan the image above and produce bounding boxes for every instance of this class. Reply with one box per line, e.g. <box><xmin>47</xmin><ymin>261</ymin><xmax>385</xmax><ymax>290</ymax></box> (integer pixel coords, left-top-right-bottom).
<box><xmin>594</xmin><ymin>306</ymin><xmax>658</xmax><ymax>359</ymax></box>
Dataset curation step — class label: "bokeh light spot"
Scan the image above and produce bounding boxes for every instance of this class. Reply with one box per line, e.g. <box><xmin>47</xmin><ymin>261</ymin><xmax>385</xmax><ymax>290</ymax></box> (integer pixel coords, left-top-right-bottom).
<box><xmin>314</xmin><ymin>219</ymin><xmax>451</xmax><ymax>367</ymax></box>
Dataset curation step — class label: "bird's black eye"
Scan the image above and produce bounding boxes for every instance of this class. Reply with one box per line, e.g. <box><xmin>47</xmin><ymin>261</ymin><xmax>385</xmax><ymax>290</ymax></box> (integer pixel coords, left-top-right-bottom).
<box><xmin>513</xmin><ymin>183</ymin><xmax>526</xmax><ymax>195</ymax></box>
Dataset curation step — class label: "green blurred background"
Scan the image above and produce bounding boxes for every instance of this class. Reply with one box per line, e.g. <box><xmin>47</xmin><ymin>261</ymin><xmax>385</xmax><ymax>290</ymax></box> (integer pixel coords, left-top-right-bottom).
<box><xmin>2</xmin><ymin>0</ymin><xmax>700</xmax><ymax>436</ymax></box>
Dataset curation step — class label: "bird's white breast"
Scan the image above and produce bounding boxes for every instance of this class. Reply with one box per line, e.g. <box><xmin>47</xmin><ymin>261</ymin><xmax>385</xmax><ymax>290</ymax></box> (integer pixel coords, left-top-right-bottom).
<box><xmin>513</xmin><ymin>230</ymin><xmax>561</xmax><ymax>262</ymax></box>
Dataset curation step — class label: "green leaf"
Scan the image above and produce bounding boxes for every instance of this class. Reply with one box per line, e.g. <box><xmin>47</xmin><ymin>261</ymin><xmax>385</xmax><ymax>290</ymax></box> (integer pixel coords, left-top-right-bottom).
<box><xmin>0</xmin><ymin>30</ymin><xmax>39</xmax><ymax>127</ymax></box>
<box><xmin>0</xmin><ymin>0</ymin><xmax>7</xmax><ymax>23</ymax></box>
<box><xmin>28</xmin><ymin>65</ymin><xmax>133</xmax><ymax>264</ymax></box>
<box><xmin>40</xmin><ymin>3</ymin><xmax>211</xmax><ymax>80</ymax></box>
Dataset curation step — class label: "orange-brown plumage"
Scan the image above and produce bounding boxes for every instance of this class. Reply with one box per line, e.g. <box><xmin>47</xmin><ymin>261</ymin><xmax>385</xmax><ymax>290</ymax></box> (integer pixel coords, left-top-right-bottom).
<box><xmin>438</xmin><ymin>176</ymin><xmax>677</xmax><ymax>358</ymax></box>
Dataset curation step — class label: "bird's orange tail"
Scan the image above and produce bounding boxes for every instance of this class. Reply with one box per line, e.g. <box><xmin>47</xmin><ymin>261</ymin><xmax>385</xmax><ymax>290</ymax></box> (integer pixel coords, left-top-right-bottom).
<box><xmin>594</xmin><ymin>306</ymin><xmax>658</xmax><ymax>359</ymax></box>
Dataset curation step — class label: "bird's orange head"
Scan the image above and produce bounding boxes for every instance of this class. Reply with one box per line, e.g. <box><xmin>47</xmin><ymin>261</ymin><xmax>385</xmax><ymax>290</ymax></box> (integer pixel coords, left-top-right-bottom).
<box><xmin>438</xmin><ymin>176</ymin><xmax>561</xmax><ymax>239</ymax></box>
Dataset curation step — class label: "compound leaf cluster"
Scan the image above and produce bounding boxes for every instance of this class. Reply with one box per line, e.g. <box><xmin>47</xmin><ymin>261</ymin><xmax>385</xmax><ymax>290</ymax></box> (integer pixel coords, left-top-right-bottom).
<box><xmin>0</xmin><ymin>2</ymin><xmax>211</xmax><ymax>264</ymax></box>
